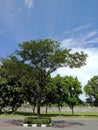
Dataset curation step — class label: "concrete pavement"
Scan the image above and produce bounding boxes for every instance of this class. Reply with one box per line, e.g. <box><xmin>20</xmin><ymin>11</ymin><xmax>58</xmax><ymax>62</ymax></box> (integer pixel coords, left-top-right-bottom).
<box><xmin>0</xmin><ymin>117</ymin><xmax>98</xmax><ymax>130</ymax></box>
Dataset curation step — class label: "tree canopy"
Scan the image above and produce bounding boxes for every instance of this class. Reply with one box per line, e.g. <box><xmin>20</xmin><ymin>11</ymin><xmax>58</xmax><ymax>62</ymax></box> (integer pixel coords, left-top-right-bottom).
<box><xmin>0</xmin><ymin>56</ymin><xmax>26</xmax><ymax>112</ymax></box>
<box><xmin>62</xmin><ymin>76</ymin><xmax>82</xmax><ymax>115</ymax></box>
<box><xmin>16</xmin><ymin>39</ymin><xmax>87</xmax><ymax>118</ymax></box>
<box><xmin>0</xmin><ymin>39</ymin><xmax>87</xmax><ymax>117</ymax></box>
<box><xmin>84</xmin><ymin>75</ymin><xmax>98</xmax><ymax>106</ymax></box>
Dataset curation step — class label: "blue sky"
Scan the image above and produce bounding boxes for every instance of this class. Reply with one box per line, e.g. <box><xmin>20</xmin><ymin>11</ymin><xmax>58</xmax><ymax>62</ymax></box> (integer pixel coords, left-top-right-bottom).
<box><xmin>0</xmin><ymin>0</ymin><xmax>98</xmax><ymax>99</ymax></box>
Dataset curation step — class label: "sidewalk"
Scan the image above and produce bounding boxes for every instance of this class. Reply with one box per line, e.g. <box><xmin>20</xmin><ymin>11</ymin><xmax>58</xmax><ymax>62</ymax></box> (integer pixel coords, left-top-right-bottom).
<box><xmin>0</xmin><ymin>117</ymin><xmax>98</xmax><ymax>130</ymax></box>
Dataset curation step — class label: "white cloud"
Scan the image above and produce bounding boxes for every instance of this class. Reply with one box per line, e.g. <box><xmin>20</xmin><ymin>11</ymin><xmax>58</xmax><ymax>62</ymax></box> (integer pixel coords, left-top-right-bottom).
<box><xmin>64</xmin><ymin>23</ymin><xmax>92</xmax><ymax>35</ymax></box>
<box><xmin>51</xmin><ymin>48</ymin><xmax>98</xmax><ymax>100</ymax></box>
<box><xmin>61</xmin><ymin>25</ymin><xmax>98</xmax><ymax>84</ymax></box>
<box><xmin>52</xmin><ymin>48</ymin><xmax>98</xmax><ymax>85</ymax></box>
<box><xmin>0</xmin><ymin>1</ymin><xmax>32</xmax><ymax>42</ymax></box>
<box><xmin>62</xmin><ymin>25</ymin><xmax>98</xmax><ymax>48</ymax></box>
<box><xmin>52</xmin><ymin>24</ymin><xmax>98</xmax><ymax>100</ymax></box>
<box><xmin>24</xmin><ymin>0</ymin><xmax>33</xmax><ymax>9</ymax></box>
<box><xmin>84</xmin><ymin>31</ymin><xmax>97</xmax><ymax>39</ymax></box>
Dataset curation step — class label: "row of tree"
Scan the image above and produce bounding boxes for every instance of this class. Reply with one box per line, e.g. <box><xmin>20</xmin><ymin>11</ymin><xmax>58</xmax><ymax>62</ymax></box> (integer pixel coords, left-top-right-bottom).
<box><xmin>0</xmin><ymin>39</ymin><xmax>97</xmax><ymax>118</ymax></box>
<box><xmin>0</xmin><ymin>64</ymin><xmax>82</xmax><ymax>115</ymax></box>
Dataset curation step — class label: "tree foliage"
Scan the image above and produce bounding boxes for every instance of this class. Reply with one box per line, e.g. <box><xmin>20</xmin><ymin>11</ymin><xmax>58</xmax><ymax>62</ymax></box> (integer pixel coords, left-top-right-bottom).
<box><xmin>43</xmin><ymin>75</ymin><xmax>65</xmax><ymax>114</ymax></box>
<box><xmin>43</xmin><ymin>75</ymin><xmax>83</xmax><ymax>115</ymax></box>
<box><xmin>84</xmin><ymin>75</ymin><xmax>98</xmax><ymax>106</ymax></box>
<box><xmin>0</xmin><ymin>39</ymin><xmax>87</xmax><ymax>116</ymax></box>
<box><xmin>62</xmin><ymin>76</ymin><xmax>82</xmax><ymax>115</ymax></box>
<box><xmin>0</xmin><ymin>56</ymin><xmax>26</xmax><ymax>113</ymax></box>
<box><xmin>16</xmin><ymin>39</ymin><xmax>87</xmax><ymax>118</ymax></box>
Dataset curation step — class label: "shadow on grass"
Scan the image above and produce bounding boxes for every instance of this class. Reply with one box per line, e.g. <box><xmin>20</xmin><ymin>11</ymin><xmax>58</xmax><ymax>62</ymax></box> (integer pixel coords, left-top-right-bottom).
<box><xmin>41</xmin><ymin>113</ymin><xmax>98</xmax><ymax>118</ymax></box>
<box><xmin>16</xmin><ymin>111</ymin><xmax>35</xmax><ymax>116</ymax></box>
<box><xmin>82</xmin><ymin>114</ymin><xmax>98</xmax><ymax>117</ymax></box>
<box><xmin>0</xmin><ymin>111</ymin><xmax>35</xmax><ymax>117</ymax></box>
<box><xmin>1</xmin><ymin>111</ymin><xmax>98</xmax><ymax>118</ymax></box>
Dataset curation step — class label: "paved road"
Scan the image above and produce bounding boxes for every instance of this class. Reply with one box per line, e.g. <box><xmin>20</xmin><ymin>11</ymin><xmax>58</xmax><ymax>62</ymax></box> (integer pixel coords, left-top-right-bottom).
<box><xmin>0</xmin><ymin>117</ymin><xmax>98</xmax><ymax>130</ymax></box>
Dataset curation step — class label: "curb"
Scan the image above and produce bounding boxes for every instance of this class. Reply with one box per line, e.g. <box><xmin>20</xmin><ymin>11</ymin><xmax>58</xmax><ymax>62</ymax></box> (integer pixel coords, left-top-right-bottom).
<box><xmin>23</xmin><ymin>123</ymin><xmax>51</xmax><ymax>127</ymax></box>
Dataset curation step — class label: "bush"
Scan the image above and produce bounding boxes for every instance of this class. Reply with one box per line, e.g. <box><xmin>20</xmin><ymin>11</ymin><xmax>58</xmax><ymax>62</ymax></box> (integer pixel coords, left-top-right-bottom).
<box><xmin>24</xmin><ymin>117</ymin><xmax>51</xmax><ymax>124</ymax></box>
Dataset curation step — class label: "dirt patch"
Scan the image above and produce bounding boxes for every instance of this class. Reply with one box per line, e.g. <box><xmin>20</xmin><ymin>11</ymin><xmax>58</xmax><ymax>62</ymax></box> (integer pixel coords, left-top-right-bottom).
<box><xmin>52</xmin><ymin>120</ymin><xmax>84</xmax><ymax>128</ymax></box>
<box><xmin>0</xmin><ymin>118</ymin><xmax>23</xmax><ymax>127</ymax></box>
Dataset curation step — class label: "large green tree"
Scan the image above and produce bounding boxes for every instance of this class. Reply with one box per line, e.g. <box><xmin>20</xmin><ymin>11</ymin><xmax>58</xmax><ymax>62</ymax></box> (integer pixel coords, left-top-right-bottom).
<box><xmin>84</xmin><ymin>75</ymin><xmax>98</xmax><ymax>106</ymax></box>
<box><xmin>16</xmin><ymin>39</ymin><xmax>87</xmax><ymax>118</ymax></box>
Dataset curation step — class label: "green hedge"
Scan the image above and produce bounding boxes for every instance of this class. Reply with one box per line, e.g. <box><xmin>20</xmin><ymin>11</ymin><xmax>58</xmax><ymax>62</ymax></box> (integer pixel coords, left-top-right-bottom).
<box><xmin>24</xmin><ymin>117</ymin><xmax>51</xmax><ymax>124</ymax></box>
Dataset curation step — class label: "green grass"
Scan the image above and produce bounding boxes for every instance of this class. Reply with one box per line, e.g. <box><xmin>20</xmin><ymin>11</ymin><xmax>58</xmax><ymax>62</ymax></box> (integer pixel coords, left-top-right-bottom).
<box><xmin>1</xmin><ymin>111</ymin><xmax>98</xmax><ymax>118</ymax></box>
<box><xmin>42</xmin><ymin>111</ymin><xmax>98</xmax><ymax>118</ymax></box>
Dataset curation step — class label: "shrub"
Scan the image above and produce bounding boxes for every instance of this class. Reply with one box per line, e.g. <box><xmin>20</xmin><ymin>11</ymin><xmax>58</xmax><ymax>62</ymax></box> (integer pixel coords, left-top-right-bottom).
<box><xmin>24</xmin><ymin>117</ymin><xmax>51</xmax><ymax>125</ymax></box>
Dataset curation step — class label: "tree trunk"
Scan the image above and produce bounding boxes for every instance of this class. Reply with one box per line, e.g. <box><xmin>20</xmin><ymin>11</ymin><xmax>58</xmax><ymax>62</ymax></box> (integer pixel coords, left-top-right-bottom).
<box><xmin>71</xmin><ymin>106</ymin><xmax>74</xmax><ymax>116</ymax></box>
<box><xmin>46</xmin><ymin>104</ymin><xmax>48</xmax><ymax>115</ymax></box>
<box><xmin>58</xmin><ymin>106</ymin><xmax>61</xmax><ymax>116</ymax></box>
<box><xmin>32</xmin><ymin>105</ymin><xmax>36</xmax><ymax>114</ymax></box>
<box><xmin>12</xmin><ymin>106</ymin><xmax>17</xmax><ymax>114</ymax></box>
<box><xmin>0</xmin><ymin>106</ymin><xmax>2</xmax><ymax>114</ymax></box>
<box><xmin>37</xmin><ymin>92</ymin><xmax>41</xmax><ymax>119</ymax></box>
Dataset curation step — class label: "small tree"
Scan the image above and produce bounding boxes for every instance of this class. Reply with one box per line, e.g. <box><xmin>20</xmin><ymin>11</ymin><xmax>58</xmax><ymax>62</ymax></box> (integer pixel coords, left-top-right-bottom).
<box><xmin>84</xmin><ymin>75</ymin><xmax>98</xmax><ymax>106</ymax></box>
<box><xmin>23</xmin><ymin>83</ymin><xmax>37</xmax><ymax>113</ymax></box>
<box><xmin>42</xmin><ymin>76</ymin><xmax>55</xmax><ymax>114</ymax></box>
<box><xmin>62</xmin><ymin>76</ymin><xmax>82</xmax><ymax>115</ymax></box>
<box><xmin>43</xmin><ymin>75</ymin><xmax>64</xmax><ymax>115</ymax></box>
<box><xmin>0</xmin><ymin>56</ymin><xmax>26</xmax><ymax>113</ymax></box>
<box><xmin>52</xmin><ymin>75</ymin><xmax>64</xmax><ymax>115</ymax></box>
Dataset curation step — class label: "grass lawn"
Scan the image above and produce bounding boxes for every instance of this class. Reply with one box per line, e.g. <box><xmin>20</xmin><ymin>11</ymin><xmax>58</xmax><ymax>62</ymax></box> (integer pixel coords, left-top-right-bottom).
<box><xmin>1</xmin><ymin>111</ymin><xmax>98</xmax><ymax>118</ymax></box>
